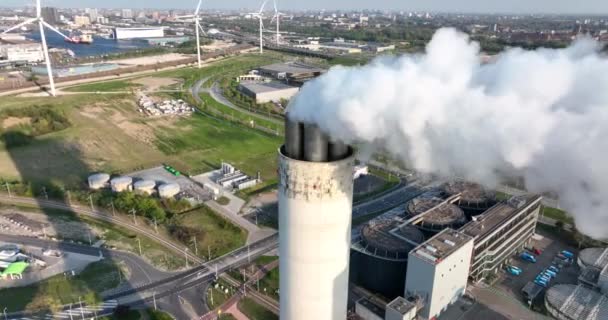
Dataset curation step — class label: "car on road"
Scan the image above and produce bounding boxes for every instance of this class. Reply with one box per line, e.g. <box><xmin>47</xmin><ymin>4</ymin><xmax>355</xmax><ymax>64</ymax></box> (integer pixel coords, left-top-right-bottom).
<box><xmin>521</xmin><ymin>252</ymin><xmax>537</xmax><ymax>263</ymax></box>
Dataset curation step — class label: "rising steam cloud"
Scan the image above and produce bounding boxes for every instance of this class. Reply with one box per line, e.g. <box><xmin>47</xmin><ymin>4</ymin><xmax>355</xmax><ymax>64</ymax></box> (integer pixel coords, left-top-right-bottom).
<box><xmin>288</xmin><ymin>28</ymin><xmax>608</xmax><ymax>238</ymax></box>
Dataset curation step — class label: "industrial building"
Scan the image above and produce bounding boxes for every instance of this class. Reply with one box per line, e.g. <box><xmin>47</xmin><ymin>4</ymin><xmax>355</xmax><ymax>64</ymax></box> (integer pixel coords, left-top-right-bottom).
<box><xmin>278</xmin><ymin>118</ymin><xmax>354</xmax><ymax>320</ymax></box>
<box><xmin>405</xmin><ymin>228</ymin><xmax>474</xmax><ymax>320</ymax></box>
<box><xmin>215</xmin><ymin>162</ymin><xmax>260</xmax><ymax>190</ymax></box>
<box><xmin>351</xmin><ymin>208</ymin><xmax>424</xmax><ymax>298</ymax></box>
<box><xmin>258</xmin><ymin>62</ymin><xmax>324</xmax><ymax>85</ymax></box>
<box><xmin>237</xmin><ymin>81</ymin><xmax>299</xmax><ymax>104</ymax></box>
<box><xmin>460</xmin><ymin>195</ymin><xmax>542</xmax><ymax>282</ymax></box>
<box><xmin>545</xmin><ymin>284</ymin><xmax>608</xmax><ymax>320</ymax></box>
<box><xmin>577</xmin><ymin>247</ymin><xmax>608</xmax><ymax>294</ymax></box>
<box><xmin>113</xmin><ymin>27</ymin><xmax>165</xmax><ymax>40</ymax></box>
<box><xmin>0</xmin><ymin>42</ymin><xmax>43</xmax><ymax>63</ymax></box>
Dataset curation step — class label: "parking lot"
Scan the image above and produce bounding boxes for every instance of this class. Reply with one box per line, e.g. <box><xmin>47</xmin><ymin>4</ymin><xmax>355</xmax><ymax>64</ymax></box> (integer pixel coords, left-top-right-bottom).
<box><xmin>468</xmin><ymin>228</ymin><xmax>580</xmax><ymax>320</ymax></box>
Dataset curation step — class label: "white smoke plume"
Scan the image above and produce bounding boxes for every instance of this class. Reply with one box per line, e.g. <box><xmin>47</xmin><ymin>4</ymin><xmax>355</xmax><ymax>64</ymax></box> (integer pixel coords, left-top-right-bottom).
<box><xmin>288</xmin><ymin>28</ymin><xmax>608</xmax><ymax>239</ymax></box>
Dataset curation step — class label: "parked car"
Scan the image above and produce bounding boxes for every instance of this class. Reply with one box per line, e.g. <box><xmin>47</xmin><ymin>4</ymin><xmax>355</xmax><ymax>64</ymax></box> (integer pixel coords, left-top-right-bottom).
<box><xmin>544</xmin><ymin>269</ymin><xmax>557</xmax><ymax>278</ymax></box>
<box><xmin>532</xmin><ymin>247</ymin><xmax>542</xmax><ymax>255</ymax></box>
<box><xmin>534</xmin><ymin>279</ymin><xmax>548</xmax><ymax>287</ymax></box>
<box><xmin>557</xmin><ymin>253</ymin><xmax>572</xmax><ymax>263</ymax></box>
<box><xmin>561</xmin><ymin>250</ymin><xmax>575</xmax><ymax>259</ymax></box>
<box><xmin>521</xmin><ymin>252</ymin><xmax>537</xmax><ymax>263</ymax></box>
<box><xmin>542</xmin><ymin>270</ymin><xmax>555</xmax><ymax>279</ymax></box>
<box><xmin>537</xmin><ymin>274</ymin><xmax>551</xmax><ymax>282</ymax></box>
<box><xmin>548</xmin><ymin>265</ymin><xmax>560</xmax><ymax>273</ymax></box>
<box><xmin>506</xmin><ymin>265</ymin><xmax>522</xmax><ymax>276</ymax></box>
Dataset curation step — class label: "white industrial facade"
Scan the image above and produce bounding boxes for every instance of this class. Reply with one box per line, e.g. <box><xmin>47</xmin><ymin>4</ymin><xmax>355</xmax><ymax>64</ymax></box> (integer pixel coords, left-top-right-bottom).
<box><xmin>460</xmin><ymin>196</ymin><xmax>542</xmax><ymax>282</ymax></box>
<box><xmin>277</xmin><ymin>149</ymin><xmax>355</xmax><ymax>320</ymax></box>
<box><xmin>113</xmin><ymin>27</ymin><xmax>164</xmax><ymax>39</ymax></box>
<box><xmin>404</xmin><ymin>229</ymin><xmax>474</xmax><ymax>320</ymax></box>
<box><xmin>0</xmin><ymin>43</ymin><xmax>43</xmax><ymax>62</ymax></box>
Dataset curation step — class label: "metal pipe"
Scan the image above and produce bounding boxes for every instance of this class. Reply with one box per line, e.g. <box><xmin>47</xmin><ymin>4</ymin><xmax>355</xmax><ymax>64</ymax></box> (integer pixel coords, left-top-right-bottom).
<box><xmin>303</xmin><ymin>123</ymin><xmax>329</xmax><ymax>162</ymax></box>
<box><xmin>329</xmin><ymin>140</ymin><xmax>348</xmax><ymax>161</ymax></box>
<box><xmin>285</xmin><ymin>116</ymin><xmax>303</xmax><ymax>160</ymax></box>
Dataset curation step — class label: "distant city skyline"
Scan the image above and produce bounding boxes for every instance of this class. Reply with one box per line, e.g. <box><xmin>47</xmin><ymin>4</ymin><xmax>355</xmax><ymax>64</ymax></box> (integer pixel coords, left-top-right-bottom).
<box><xmin>1</xmin><ymin>0</ymin><xmax>608</xmax><ymax>15</ymax></box>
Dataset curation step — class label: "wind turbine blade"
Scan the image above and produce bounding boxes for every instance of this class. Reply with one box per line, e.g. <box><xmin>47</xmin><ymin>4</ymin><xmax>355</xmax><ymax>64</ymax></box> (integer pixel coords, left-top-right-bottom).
<box><xmin>273</xmin><ymin>0</ymin><xmax>278</xmax><ymax>13</ymax></box>
<box><xmin>270</xmin><ymin>14</ymin><xmax>276</xmax><ymax>24</ymax></box>
<box><xmin>42</xmin><ymin>21</ymin><xmax>70</xmax><ymax>40</ymax></box>
<box><xmin>1</xmin><ymin>18</ymin><xmax>37</xmax><ymax>34</ymax></box>
<box><xmin>259</xmin><ymin>0</ymin><xmax>268</xmax><ymax>14</ymax></box>
<box><xmin>195</xmin><ymin>0</ymin><xmax>202</xmax><ymax>15</ymax></box>
<box><xmin>198</xmin><ymin>23</ymin><xmax>207</xmax><ymax>35</ymax></box>
<box><xmin>36</xmin><ymin>0</ymin><xmax>41</xmax><ymax>18</ymax></box>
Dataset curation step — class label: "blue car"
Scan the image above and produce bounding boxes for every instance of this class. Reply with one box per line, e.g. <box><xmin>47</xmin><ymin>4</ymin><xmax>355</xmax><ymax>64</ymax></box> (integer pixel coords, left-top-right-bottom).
<box><xmin>537</xmin><ymin>274</ymin><xmax>550</xmax><ymax>282</ymax></box>
<box><xmin>548</xmin><ymin>266</ymin><xmax>559</xmax><ymax>273</ymax></box>
<box><xmin>506</xmin><ymin>266</ymin><xmax>522</xmax><ymax>276</ymax></box>
<box><xmin>544</xmin><ymin>269</ymin><xmax>557</xmax><ymax>277</ymax></box>
<box><xmin>542</xmin><ymin>271</ymin><xmax>555</xmax><ymax>279</ymax></box>
<box><xmin>535</xmin><ymin>279</ymin><xmax>548</xmax><ymax>287</ymax></box>
<box><xmin>561</xmin><ymin>250</ymin><xmax>575</xmax><ymax>259</ymax></box>
<box><xmin>521</xmin><ymin>252</ymin><xmax>537</xmax><ymax>263</ymax></box>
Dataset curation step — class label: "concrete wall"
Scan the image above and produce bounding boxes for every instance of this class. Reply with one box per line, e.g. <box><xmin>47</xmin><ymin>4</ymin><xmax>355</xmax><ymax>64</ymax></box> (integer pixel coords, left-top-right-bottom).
<box><xmin>255</xmin><ymin>87</ymin><xmax>299</xmax><ymax>103</ymax></box>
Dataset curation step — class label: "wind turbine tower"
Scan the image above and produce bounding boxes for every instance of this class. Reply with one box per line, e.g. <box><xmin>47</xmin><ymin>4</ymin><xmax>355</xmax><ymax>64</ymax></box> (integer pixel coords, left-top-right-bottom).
<box><xmin>177</xmin><ymin>0</ymin><xmax>206</xmax><ymax>68</ymax></box>
<box><xmin>251</xmin><ymin>0</ymin><xmax>268</xmax><ymax>54</ymax></box>
<box><xmin>271</xmin><ymin>0</ymin><xmax>283</xmax><ymax>46</ymax></box>
<box><xmin>2</xmin><ymin>0</ymin><xmax>71</xmax><ymax>96</ymax></box>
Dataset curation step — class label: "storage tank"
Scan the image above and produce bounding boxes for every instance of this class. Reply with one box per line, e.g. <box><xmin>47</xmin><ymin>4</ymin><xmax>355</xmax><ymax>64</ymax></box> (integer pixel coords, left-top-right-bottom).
<box><xmin>578</xmin><ymin>247</ymin><xmax>608</xmax><ymax>269</ymax></box>
<box><xmin>545</xmin><ymin>284</ymin><xmax>608</xmax><ymax>320</ymax></box>
<box><xmin>350</xmin><ymin>215</ymin><xmax>424</xmax><ymax>299</ymax></box>
<box><xmin>406</xmin><ymin>195</ymin><xmax>466</xmax><ymax>234</ymax></box>
<box><xmin>110</xmin><ymin>176</ymin><xmax>132</xmax><ymax>192</ymax></box>
<box><xmin>133</xmin><ymin>180</ymin><xmax>156</xmax><ymax>195</ymax></box>
<box><xmin>442</xmin><ymin>181</ymin><xmax>496</xmax><ymax>217</ymax></box>
<box><xmin>278</xmin><ymin>118</ymin><xmax>354</xmax><ymax>320</ymax></box>
<box><xmin>158</xmin><ymin>183</ymin><xmax>180</xmax><ymax>198</ymax></box>
<box><xmin>88</xmin><ymin>173</ymin><xmax>110</xmax><ymax>190</ymax></box>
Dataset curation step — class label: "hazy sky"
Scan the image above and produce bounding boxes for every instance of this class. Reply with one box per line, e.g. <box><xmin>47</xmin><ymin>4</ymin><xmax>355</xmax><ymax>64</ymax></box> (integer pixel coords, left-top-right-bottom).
<box><xmin>2</xmin><ymin>0</ymin><xmax>608</xmax><ymax>14</ymax></box>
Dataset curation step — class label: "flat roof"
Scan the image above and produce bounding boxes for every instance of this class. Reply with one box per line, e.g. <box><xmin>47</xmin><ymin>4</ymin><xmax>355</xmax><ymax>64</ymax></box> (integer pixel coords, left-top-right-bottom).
<box><xmin>239</xmin><ymin>81</ymin><xmax>298</xmax><ymax>94</ymax></box>
<box><xmin>387</xmin><ymin>296</ymin><xmax>416</xmax><ymax>315</ymax></box>
<box><xmin>459</xmin><ymin>195</ymin><xmax>542</xmax><ymax>242</ymax></box>
<box><xmin>258</xmin><ymin>62</ymin><xmax>324</xmax><ymax>75</ymax></box>
<box><xmin>356</xmin><ymin>297</ymin><xmax>385</xmax><ymax>318</ymax></box>
<box><xmin>410</xmin><ymin>228</ymin><xmax>472</xmax><ymax>264</ymax></box>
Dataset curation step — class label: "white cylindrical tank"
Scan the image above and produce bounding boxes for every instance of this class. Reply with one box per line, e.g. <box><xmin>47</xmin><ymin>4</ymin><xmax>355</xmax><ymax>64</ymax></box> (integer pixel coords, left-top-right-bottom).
<box><xmin>110</xmin><ymin>176</ymin><xmax>132</xmax><ymax>192</ymax></box>
<box><xmin>158</xmin><ymin>183</ymin><xmax>180</xmax><ymax>198</ymax></box>
<box><xmin>277</xmin><ymin>148</ymin><xmax>354</xmax><ymax>320</ymax></box>
<box><xmin>133</xmin><ymin>180</ymin><xmax>156</xmax><ymax>195</ymax></box>
<box><xmin>88</xmin><ymin>173</ymin><xmax>110</xmax><ymax>190</ymax></box>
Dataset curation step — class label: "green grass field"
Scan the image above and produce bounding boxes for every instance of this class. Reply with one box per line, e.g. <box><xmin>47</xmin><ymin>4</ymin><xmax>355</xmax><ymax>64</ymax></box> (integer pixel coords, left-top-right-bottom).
<box><xmin>238</xmin><ymin>297</ymin><xmax>278</xmax><ymax>320</ymax></box>
<box><xmin>0</xmin><ymin>260</ymin><xmax>121</xmax><ymax>312</ymax></box>
<box><xmin>258</xmin><ymin>268</ymin><xmax>280</xmax><ymax>300</ymax></box>
<box><xmin>173</xmin><ymin>206</ymin><xmax>247</xmax><ymax>259</ymax></box>
<box><xmin>542</xmin><ymin>206</ymin><xmax>574</xmax><ymax>224</ymax></box>
<box><xmin>64</xmin><ymin>80</ymin><xmax>142</xmax><ymax>92</ymax></box>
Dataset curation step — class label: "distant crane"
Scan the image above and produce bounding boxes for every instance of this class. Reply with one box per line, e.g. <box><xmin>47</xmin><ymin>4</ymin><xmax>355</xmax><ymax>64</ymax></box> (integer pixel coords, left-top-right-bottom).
<box><xmin>250</xmin><ymin>0</ymin><xmax>269</xmax><ymax>54</ymax></box>
<box><xmin>270</xmin><ymin>0</ymin><xmax>284</xmax><ymax>46</ymax></box>
<box><xmin>177</xmin><ymin>0</ymin><xmax>206</xmax><ymax>68</ymax></box>
<box><xmin>1</xmin><ymin>0</ymin><xmax>71</xmax><ymax>96</ymax></box>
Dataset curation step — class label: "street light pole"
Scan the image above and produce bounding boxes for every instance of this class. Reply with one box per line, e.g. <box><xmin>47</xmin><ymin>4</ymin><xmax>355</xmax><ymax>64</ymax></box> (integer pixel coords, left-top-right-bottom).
<box><xmin>136</xmin><ymin>238</ymin><xmax>142</xmax><ymax>256</ymax></box>
<box><xmin>89</xmin><ymin>195</ymin><xmax>94</xmax><ymax>211</ymax></box>
<box><xmin>185</xmin><ymin>247</ymin><xmax>189</xmax><ymax>268</ymax></box>
<box><xmin>208</xmin><ymin>245</ymin><xmax>211</xmax><ymax>261</ymax></box>
<box><xmin>111</xmin><ymin>200</ymin><xmax>115</xmax><ymax>216</ymax></box>
<box><xmin>193</xmin><ymin>236</ymin><xmax>198</xmax><ymax>256</ymax></box>
<box><xmin>5</xmin><ymin>182</ymin><xmax>11</xmax><ymax>197</ymax></box>
<box><xmin>78</xmin><ymin>297</ymin><xmax>85</xmax><ymax>320</ymax></box>
<box><xmin>131</xmin><ymin>208</ymin><xmax>137</xmax><ymax>225</ymax></box>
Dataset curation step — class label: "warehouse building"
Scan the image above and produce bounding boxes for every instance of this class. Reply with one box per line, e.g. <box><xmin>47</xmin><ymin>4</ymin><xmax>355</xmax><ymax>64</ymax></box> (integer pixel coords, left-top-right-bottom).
<box><xmin>460</xmin><ymin>195</ymin><xmax>542</xmax><ymax>282</ymax></box>
<box><xmin>404</xmin><ymin>228</ymin><xmax>474</xmax><ymax>320</ymax></box>
<box><xmin>0</xmin><ymin>42</ymin><xmax>43</xmax><ymax>63</ymax></box>
<box><xmin>113</xmin><ymin>27</ymin><xmax>165</xmax><ymax>40</ymax></box>
<box><xmin>237</xmin><ymin>81</ymin><xmax>299</xmax><ymax>104</ymax></box>
<box><xmin>257</xmin><ymin>62</ymin><xmax>324</xmax><ymax>84</ymax></box>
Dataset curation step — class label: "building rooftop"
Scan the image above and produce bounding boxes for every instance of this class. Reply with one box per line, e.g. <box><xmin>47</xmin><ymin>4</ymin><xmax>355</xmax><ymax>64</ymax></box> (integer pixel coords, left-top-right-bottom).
<box><xmin>258</xmin><ymin>62</ymin><xmax>324</xmax><ymax>76</ymax></box>
<box><xmin>579</xmin><ymin>248</ymin><xmax>608</xmax><ymax>270</ymax></box>
<box><xmin>239</xmin><ymin>81</ymin><xmax>298</xmax><ymax>94</ymax></box>
<box><xmin>459</xmin><ymin>195</ymin><xmax>542</xmax><ymax>241</ymax></box>
<box><xmin>356</xmin><ymin>297</ymin><xmax>385</xmax><ymax>318</ymax></box>
<box><xmin>410</xmin><ymin>228</ymin><xmax>472</xmax><ymax>264</ymax></box>
<box><xmin>386</xmin><ymin>296</ymin><xmax>417</xmax><ymax>315</ymax></box>
<box><xmin>546</xmin><ymin>284</ymin><xmax>608</xmax><ymax>320</ymax></box>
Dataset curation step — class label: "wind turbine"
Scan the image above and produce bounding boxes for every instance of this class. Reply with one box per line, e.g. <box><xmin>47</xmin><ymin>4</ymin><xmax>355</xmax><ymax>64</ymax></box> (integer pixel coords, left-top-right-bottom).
<box><xmin>250</xmin><ymin>0</ymin><xmax>268</xmax><ymax>54</ymax></box>
<box><xmin>270</xmin><ymin>0</ymin><xmax>283</xmax><ymax>46</ymax></box>
<box><xmin>176</xmin><ymin>0</ymin><xmax>206</xmax><ymax>68</ymax></box>
<box><xmin>1</xmin><ymin>0</ymin><xmax>71</xmax><ymax>96</ymax></box>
